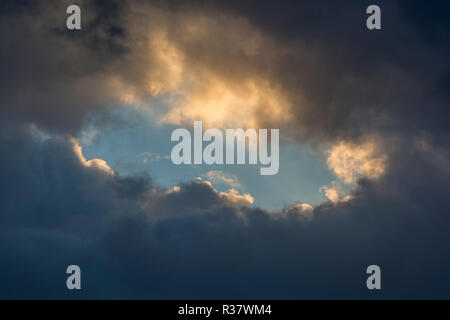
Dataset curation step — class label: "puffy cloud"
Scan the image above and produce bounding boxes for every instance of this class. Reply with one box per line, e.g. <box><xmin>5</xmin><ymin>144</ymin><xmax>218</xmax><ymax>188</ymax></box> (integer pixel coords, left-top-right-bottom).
<box><xmin>281</xmin><ymin>203</ymin><xmax>314</xmax><ymax>220</ymax></box>
<box><xmin>202</xmin><ymin>170</ymin><xmax>241</xmax><ymax>189</ymax></box>
<box><xmin>320</xmin><ymin>183</ymin><xmax>341</xmax><ymax>204</ymax></box>
<box><xmin>321</xmin><ymin>139</ymin><xmax>387</xmax><ymax>203</ymax></box>
<box><xmin>1</xmin><ymin>127</ymin><xmax>450</xmax><ymax>298</ymax></box>
<box><xmin>319</xmin><ymin>181</ymin><xmax>353</xmax><ymax>204</ymax></box>
<box><xmin>326</xmin><ymin>139</ymin><xmax>387</xmax><ymax>184</ymax></box>
<box><xmin>4</xmin><ymin>0</ymin><xmax>447</xmax><ymax>145</ymax></box>
<box><xmin>104</xmin><ymin>2</ymin><xmax>296</xmax><ymax>130</ymax></box>
<box><xmin>72</xmin><ymin>138</ymin><xmax>114</xmax><ymax>175</ymax></box>
<box><xmin>4</xmin><ymin>0</ymin><xmax>292</xmax><ymax>132</ymax></box>
<box><xmin>219</xmin><ymin>189</ymin><xmax>254</xmax><ymax>207</ymax></box>
<box><xmin>192</xmin><ymin>176</ymin><xmax>253</xmax><ymax>207</ymax></box>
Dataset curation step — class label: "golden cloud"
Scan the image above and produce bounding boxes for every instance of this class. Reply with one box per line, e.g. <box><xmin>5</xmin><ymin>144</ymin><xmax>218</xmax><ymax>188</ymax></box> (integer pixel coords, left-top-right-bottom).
<box><xmin>326</xmin><ymin>139</ymin><xmax>387</xmax><ymax>184</ymax></box>
<box><xmin>219</xmin><ymin>189</ymin><xmax>255</xmax><ymax>207</ymax></box>
<box><xmin>71</xmin><ymin>138</ymin><xmax>114</xmax><ymax>175</ymax></box>
<box><xmin>104</xmin><ymin>4</ymin><xmax>296</xmax><ymax>129</ymax></box>
<box><xmin>319</xmin><ymin>181</ymin><xmax>353</xmax><ymax>204</ymax></box>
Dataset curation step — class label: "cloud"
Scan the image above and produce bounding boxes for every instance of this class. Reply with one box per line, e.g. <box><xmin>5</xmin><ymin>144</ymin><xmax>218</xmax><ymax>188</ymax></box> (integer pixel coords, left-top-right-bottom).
<box><xmin>72</xmin><ymin>138</ymin><xmax>114</xmax><ymax>175</ymax></box>
<box><xmin>319</xmin><ymin>181</ymin><xmax>352</xmax><ymax>204</ymax></box>
<box><xmin>4</xmin><ymin>0</ymin><xmax>448</xmax><ymax>146</ymax></box>
<box><xmin>219</xmin><ymin>188</ymin><xmax>254</xmax><ymax>207</ymax></box>
<box><xmin>326</xmin><ymin>139</ymin><xmax>388</xmax><ymax>184</ymax></box>
<box><xmin>106</xmin><ymin>2</ymin><xmax>296</xmax><ymax>130</ymax></box>
<box><xmin>1</xmin><ymin>0</ymin><xmax>450</xmax><ymax>299</ymax></box>
<box><xmin>319</xmin><ymin>183</ymin><xmax>341</xmax><ymax>204</ymax></box>
<box><xmin>202</xmin><ymin>170</ymin><xmax>241</xmax><ymax>189</ymax></box>
<box><xmin>137</xmin><ymin>152</ymin><xmax>170</xmax><ymax>164</ymax></box>
<box><xmin>1</xmin><ymin>124</ymin><xmax>450</xmax><ymax>299</ymax></box>
<box><xmin>192</xmin><ymin>176</ymin><xmax>253</xmax><ymax>207</ymax></box>
<box><xmin>3</xmin><ymin>0</ymin><xmax>294</xmax><ymax>132</ymax></box>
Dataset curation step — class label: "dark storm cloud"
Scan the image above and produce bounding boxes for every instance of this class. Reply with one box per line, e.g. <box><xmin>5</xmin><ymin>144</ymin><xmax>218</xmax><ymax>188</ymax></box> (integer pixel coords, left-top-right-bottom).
<box><xmin>1</xmin><ymin>124</ymin><xmax>450</xmax><ymax>299</ymax></box>
<box><xmin>221</xmin><ymin>0</ymin><xmax>450</xmax><ymax>140</ymax></box>
<box><xmin>0</xmin><ymin>0</ymin><xmax>128</xmax><ymax>133</ymax></box>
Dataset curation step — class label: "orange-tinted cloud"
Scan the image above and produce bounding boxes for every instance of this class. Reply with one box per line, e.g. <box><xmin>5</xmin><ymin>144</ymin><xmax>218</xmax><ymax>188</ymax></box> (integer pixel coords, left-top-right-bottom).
<box><xmin>326</xmin><ymin>139</ymin><xmax>387</xmax><ymax>184</ymax></box>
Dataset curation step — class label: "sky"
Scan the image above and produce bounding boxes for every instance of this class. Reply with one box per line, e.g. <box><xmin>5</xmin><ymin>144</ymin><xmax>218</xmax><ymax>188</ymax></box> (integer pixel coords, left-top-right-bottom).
<box><xmin>80</xmin><ymin>105</ymin><xmax>335</xmax><ymax>210</ymax></box>
<box><xmin>0</xmin><ymin>0</ymin><xmax>449</xmax><ymax>299</ymax></box>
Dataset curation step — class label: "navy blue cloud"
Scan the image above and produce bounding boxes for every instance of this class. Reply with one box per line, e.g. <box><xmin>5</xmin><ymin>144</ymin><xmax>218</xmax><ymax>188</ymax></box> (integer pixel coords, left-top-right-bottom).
<box><xmin>0</xmin><ymin>125</ymin><xmax>449</xmax><ymax>299</ymax></box>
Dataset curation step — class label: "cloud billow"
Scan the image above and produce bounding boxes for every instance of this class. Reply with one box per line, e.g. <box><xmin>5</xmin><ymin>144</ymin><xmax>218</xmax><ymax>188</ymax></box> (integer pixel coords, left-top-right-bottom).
<box><xmin>0</xmin><ymin>124</ymin><xmax>449</xmax><ymax>298</ymax></box>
